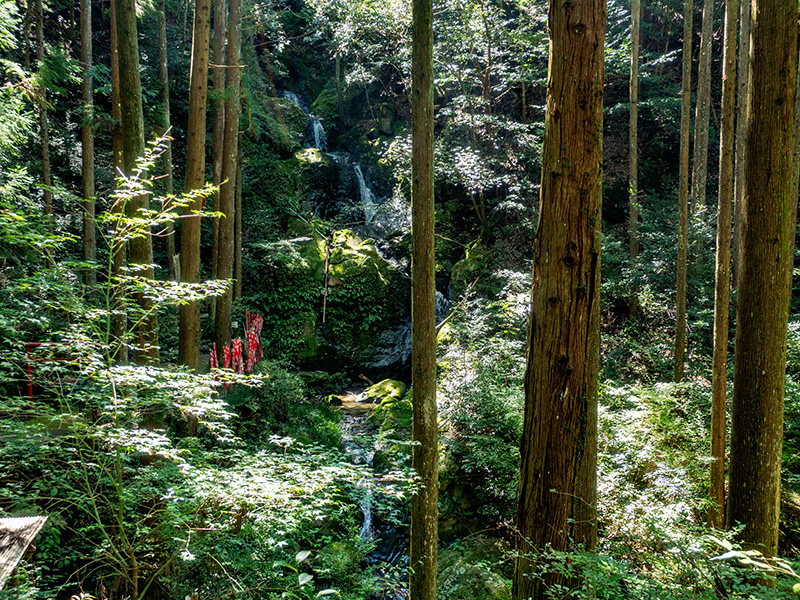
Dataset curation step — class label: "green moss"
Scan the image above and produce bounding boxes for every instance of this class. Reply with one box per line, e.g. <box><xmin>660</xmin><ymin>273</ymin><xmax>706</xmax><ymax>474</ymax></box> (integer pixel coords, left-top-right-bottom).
<box><xmin>361</xmin><ymin>379</ymin><xmax>407</xmax><ymax>404</ymax></box>
<box><xmin>437</xmin><ymin>536</ymin><xmax>512</xmax><ymax>600</ymax></box>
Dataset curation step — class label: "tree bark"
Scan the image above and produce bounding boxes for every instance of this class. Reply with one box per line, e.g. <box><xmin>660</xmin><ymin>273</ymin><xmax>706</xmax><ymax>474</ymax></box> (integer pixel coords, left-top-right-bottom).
<box><xmin>81</xmin><ymin>0</ymin><xmax>95</xmax><ymax>287</ymax></box>
<box><xmin>177</xmin><ymin>0</ymin><xmax>211</xmax><ymax>372</ymax></box>
<box><xmin>628</xmin><ymin>0</ymin><xmax>640</xmax><ymax>317</ymax></box>
<box><xmin>117</xmin><ymin>0</ymin><xmax>159</xmax><ymax>365</ymax></box>
<box><xmin>210</xmin><ymin>0</ymin><xmax>226</xmax><ymax>321</ymax></box>
<box><xmin>512</xmin><ymin>0</ymin><xmax>604</xmax><ymax>597</ymax></box>
<box><xmin>731</xmin><ymin>0</ymin><xmax>750</xmax><ymax>290</ymax></box>
<box><xmin>110</xmin><ymin>0</ymin><xmax>128</xmax><ymax>365</ymax></box>
<box><xmin>708</xmin><ymin>0</ymin><xmax>736</xmax><ymax>530</ymax></box>
<box><xmin>726</xmin><ymin>0</ymin><xmax>797</xmax><ymax>557</ymax></box>
<box><xmin>409</xmin><ymin>0</ymin><xmax>438</xmax><ymax>597</ymax></box>
<box><xmin>35</xmin><ymin>0</ymin><xmax>52</xmax><ymax>230</ymax></box>
<box><xmin>674</xmin><ymin>0</ymin><xmax>693</xmax><ymax>383</ymax></box>
<box><xmin>157</xmin><ymin>0</ymin><xmax>177</xmax><ymax>281</ymax></box>
<box><xmin>234</xmin><ymin>132</ymin><xmax>243</xmax><ymax>300</ymax></box>
<box><xmin>213</xmin><ymin>0</ymin><xmax>242</xmax><ymax>357</ymax></box>
<box><xmin>690</xmin><ymin>0</ymin><xmax>714</xmax><ymax>212</ymax></box>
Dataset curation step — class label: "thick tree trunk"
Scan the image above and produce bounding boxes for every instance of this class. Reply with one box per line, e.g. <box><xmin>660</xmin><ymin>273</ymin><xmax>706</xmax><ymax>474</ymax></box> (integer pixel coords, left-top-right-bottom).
<box><xmin>234</xmin><ymin>132</ymin><xmax>243</xmax><ymax>300</ymax></box>
<box><xmin>210</xmin><ymin>0</ymin><xmax>226</xmax><ymax>322</ymax></box>
<box><xmin>117</xmin><ymin>0</ymin><xmax>159</xmax><ymax>365</ymax></box>
<box><xmin>409</xmin><ymin>0</ymin><xmax>437</xmax><ymax>597</ymax></box>
<box><xmin>177</xmin><ymin>0</ymin><xmax>211</xmax><ymax>372</ymax></box>
<box><xmin>731</xmin><ymin>0</ymin><xmax>750</xmax><ymax>291</ymax></box>
<box><xmin>110</xmin><ymin>0</ymin><xmax>128</xmax><ymax>365</ymax></box>
<box><xmin>674</xmin><ymin>0</ymin><xmax>693</xmax><ymax>383</ymax></box>
<box><xmin>628</xmin><ymin>0</ymin><xmax>640</xmax><ymax>318</ymax></box>
<box><xmin>726</xmin><ymin>0</ymin><xmax>797</xmax><ymax>557</ymax></box>
<box><xmin>157</xmin><ymin>0</ymin><xmax>177</xmax><ymax>281</ymax></box>
<box><xmin>35</xmin><ymin>0</ymin><xmax>52</xmax><ymax>229</ymax></box>
<box><xmin>512</xmin><ymin>1</ymin><xmax>604</xmax><ymax>598</ymax></box>
<box><xmin>690</xmin><ymin>0</ymin><xmax>714</xmax><ymax>212</ymax></box>
<box><xmin>80</xmin><ymin>0</ymin><xmax>95</xmax><ymax>287</ymax></box>
<box><xmin>213</xmin><ymin>0</ymin><xmax>241</xmax><ymax>357</ymax></box>
<box><xmin>708</xmin><ymin>0</ymin><xmax>737</xmax><ymax>530</ymax></box>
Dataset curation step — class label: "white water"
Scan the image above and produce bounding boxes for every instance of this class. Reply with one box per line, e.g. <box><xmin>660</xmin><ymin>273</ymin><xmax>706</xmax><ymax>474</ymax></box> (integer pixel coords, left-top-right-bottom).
<box><xmin>309</xmin><ymin>115</ymin><xmax>327</xmax><ymax>151</ymax></box>
<box><xmin>354</xmin><ymin>165</ymin><xmax>377</xmax><ymax>224</ymax></box>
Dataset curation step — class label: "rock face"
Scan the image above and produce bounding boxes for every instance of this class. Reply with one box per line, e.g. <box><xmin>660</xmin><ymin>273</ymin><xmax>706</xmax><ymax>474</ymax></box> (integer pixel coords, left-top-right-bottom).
<box><xmin>437</xmin><ymin>536</ymin><xmax>512</xmax><ymax>600</ymax></box>
<box><xmin>249</xmin><ymin>224</ymin><xmax>410</xmax><ymax>375</ymax></box>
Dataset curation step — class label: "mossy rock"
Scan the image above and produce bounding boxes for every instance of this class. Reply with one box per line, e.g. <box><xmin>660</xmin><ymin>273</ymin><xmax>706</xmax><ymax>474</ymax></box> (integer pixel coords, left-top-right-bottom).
<box><xmin>437</xmin><ymin>536</ymin><xmax>512</xmax><ymax>600</ymax></box>
<box><xmin>250</xmin><ymin>95</ymin><xmax>308</xmax><ymax>153</ymax></box>
<box><xmin>327</xmin><ymin>230</ymin><xmax>392</xmax><ymax>285</ymax></box>
<box><xmin>369</xmin><ymin>389</ymin><xmax>411</xmax><ymax>434</ymax></box>
<box><xmin>361</xmin><ymin>379</ymin><xmax>407</xmax><ymax>404</ymax></box>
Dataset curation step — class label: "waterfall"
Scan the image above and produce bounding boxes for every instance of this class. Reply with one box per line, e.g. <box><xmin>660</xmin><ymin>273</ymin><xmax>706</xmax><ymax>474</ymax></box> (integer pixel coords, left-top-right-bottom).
<box><xmin>309</xmin><ymin>115</ymin><xmax>327</xmax><ymax>151</ymax></box>
<box><xmin>354</xmin><ymin>165</ymin><xmax>377</xmax><ymax>224</ymax></box>
<box><xmin>358</xmin><ymin>478</ymin><xmax>374</xmax><ymax>541</ymax></box>
<box><xmin>281</xmin><ymin>90</ymin><xmax>302</xmax><ymax>109</ymax></box>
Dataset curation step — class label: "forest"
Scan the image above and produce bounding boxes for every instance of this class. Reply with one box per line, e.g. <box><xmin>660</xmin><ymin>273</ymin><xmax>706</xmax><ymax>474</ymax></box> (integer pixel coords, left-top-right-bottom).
<box><xmin>2</xmin><ymin>0</ymin><xmax>800</xmax><ymax>597</ymax></box>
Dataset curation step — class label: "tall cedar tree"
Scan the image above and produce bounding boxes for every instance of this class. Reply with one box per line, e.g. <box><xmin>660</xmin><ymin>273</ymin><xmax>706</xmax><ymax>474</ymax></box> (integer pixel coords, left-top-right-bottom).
<box><xmin>690</xmin><ymin>0</ymin><xmax>714</xmax><ymax>211</ymax></box>
<box><xmin>214</xmin><ymin>0</ymin><xmax>242</xmax><ymax>356</ymax></box>
<box><xmin>178</xmin><ymin>0</ymin><xmax>211</xmax><ymax>371</ymax></box>
<box><xmin>157</xmin><ymin>0</ymin><xmax>177</xmax><ymax>281</ymax></box>
<box><xmin>409</xmin><ymin>0</ymin><xmax>437</xmax><ymax>596</ymax></box>
<box><xmin>628</xmin><ymin>0</ymin><xmax>639</xmax><ymax>317</ymax></box>
<box><xmin>210</xmin><ymin>0</ymin><xmax>226</xmax><ymax>305</ymax></box>
<box><xmin>117</xmin><ymin>0</ymin><xmax>159</xmax><ymax>364</ymax></box>
<box><xmin>109</xmin><ymin>0</ymin><xmax>127</xmax><ymax>364</ymax></box>
<box><xmin>512</xmin><ymin>0</ymin><xmax>604</xmax><ymax>597</ymax></box>
<box><xmin>727</xmin><ymin>0</ymin><xmax>797</xmax><ymax>555</ymax></box>
<box><xmin>35</xmin><ymin>0</ymin><xmax>52</xmax><ymax>228</ymax></box>
<box><xmin>80</xmin><ymin>0</ymin><xmax>95</xmax><ymax>286</ymax></box>
<box><xmin>674</xmin><ymin>0</ymin><xmax>693</xmax><ymax>383</ymax></box>
<box><xmin>708</xmin><ymin>0</ymin><xmax>736</xmax><ymax>529</ymax></box>
<box><xmin>731</xmin><ymin>0</ymin><xmax>750</xmax><ymax>289</ymax></box>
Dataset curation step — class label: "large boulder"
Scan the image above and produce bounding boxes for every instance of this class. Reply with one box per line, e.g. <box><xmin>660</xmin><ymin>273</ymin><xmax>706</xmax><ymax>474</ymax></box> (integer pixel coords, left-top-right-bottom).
<box><xmin>437</xmin><ymin>536</ymin><xmax>512</xmax><ymax>600</ymax></box>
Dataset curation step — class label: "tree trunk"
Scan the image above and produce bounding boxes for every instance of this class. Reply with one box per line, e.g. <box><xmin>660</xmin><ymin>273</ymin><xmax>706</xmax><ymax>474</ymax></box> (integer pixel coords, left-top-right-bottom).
<box><xmin>726</xmin><ymin>0</ymin><xmax>797</xmax><ymax>557</ymax></box>
<box><xmin>512</xmin><ymin>0</ymin><xmax>604</xmax><ymax>597</ymax></box>
<box><xmin>690</xmin><ymin>0</ymin><xmax>714</xmax><ymax>212</ymax></box>
<box><xmin>409</xmin><ymin>0</ymin><xmax>437</xmax><ymax>597</ymax></box>
<box><xmin>674</xmin><ymin>0</ymin><xmax>693</xmax><ymax>383</ymax></box>
<box><xmin>234</xmin><ymin>132</ymin><xmax>243</xmax><ymax>300</ymax></box>
<box><xmin>35</xmin><ymin>0</ymin><xmax>52</xmax><ymax>230</ymax></box>
<box><xmin>731</xmin><ymin>0</ymin><xmax>750</xmax><ymax>290</ymax></box>
<box><xmin>177</xmin><ymin>0</ymin><xmax>211</xmax><ymax>372</ymax></box>
<box><xmin>110</xmin><ymin>0</ymin><xmax>128</xmax><ymax>365</ymax></box>
<box><xmin>80</xmin><ymin>0</ymin><xmax>95</xmax><ymax>287</ymax></box>
<box><xmin>157</xmin><ymin>0</ymin><xmax>177</xmax><ymax>281</ymax></box>
<box><xmin>210</xmin><ymin>0</ymin><xmax>226</xmax><ymax>322</ymax></box>
<box><xmin>708</xmin><ymin>0</ymin><xmax>737</xmax><ymax>530</ymax></box>
<box><xmin>117</xmin><ymin>0</ymin><xmax>159</xmax><ymax>365</ymax></box>
<box><xmin>213</xmin><ymin>0</ymin><xmax>241</xmax><ymax>357</ymax></box>
<box><xmin>628</xmin><ymin>0</ymin><xmax>640</xmax><ymax>318</ymax></box>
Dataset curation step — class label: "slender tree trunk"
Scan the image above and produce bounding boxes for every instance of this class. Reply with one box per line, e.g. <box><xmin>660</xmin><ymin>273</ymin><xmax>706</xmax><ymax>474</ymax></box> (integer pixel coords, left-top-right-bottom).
<box><xmin>157</xmin><ymin>0</ymin><xmax>177</xmax><ymax>281</ymax></box>
<box><xmin>731</xmin><ymin>0</ymin><xmax>750</xmax><ymax>290</ymax></box>
<box><xmin>708</xmin><ymin>0</ymin><xmax>737</xmax><ymax>530</ymax></box>
<box><xmin>628</xmin><ymin>0</ymin><xmax>640</xmax><ymax>318</ymax></box>
<box><xmin>726</xmin><ymin>0</ymin><xmax>797</xmax><ymax>557</ymax></box>
<box><xmin>234</xmin><ymin>132</ymin><xmax>243</xmax><ymax>300</ymax></box>
<box><xmin>674</xmin><ymin>0</ymin><xmax>693</xmax><ymax>383</ymax></box>
<box><xmin>512</xmin><ymin>0</ymin><xmax>604</xmax><ymax>597</ymax></box>
<box><xmin>690</xmin><ymin>0</ymin><xmax>714</xmax><ymax>212</ymax></box>
<box><xmin>80</xmin><ymin>0</ymin><xmax>95</xmax><ymax>286</ymax></box>
<box><xmin>210</xmin><ymin>0</ymin><xmax>226</xmax><ymax>321</ymax></box>
<box><xmin>213</xmin><ymin>0</ymin><xmax>241</xmax><ymax>357</ymax></box>
<box><xmin>177</xmin><ymin>0</ymin><xmax>211</xmax><ymax>372</ymax></box>
<box><xmin>409</xmin><ymin>0</ymin><xmax>437</xmax><ymax>597</ymax></box>
<box><xmin>117</xmin><ymin>0</ymin><xmax>159</xmax><ymax>365</ymax></box>
<box><xmin>22</xmin><ymin>0</ymin><xmax>32</xmax><ymax>69</ymax></box>
<box><xmin>110</xmin><ymin>0</ymin><xmax>128</xmax><ymax>364</ymax></box>
<box><xmin>35</xmin><ymin>0</ymin><xmax>52</xmax><ymax>229</ymax></box>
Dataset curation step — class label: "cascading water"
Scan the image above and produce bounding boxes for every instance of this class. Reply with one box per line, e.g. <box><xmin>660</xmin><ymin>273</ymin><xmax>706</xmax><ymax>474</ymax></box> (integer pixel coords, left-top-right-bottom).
<box><xmin>309</xmin><ymin>115</ymin><xmax>327</xmax><ymax>151</ymax></box>
<box><xmin>354</xmin><ymin>165</ymin><xmax>378</xmax><ymax>224</ymax></box>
